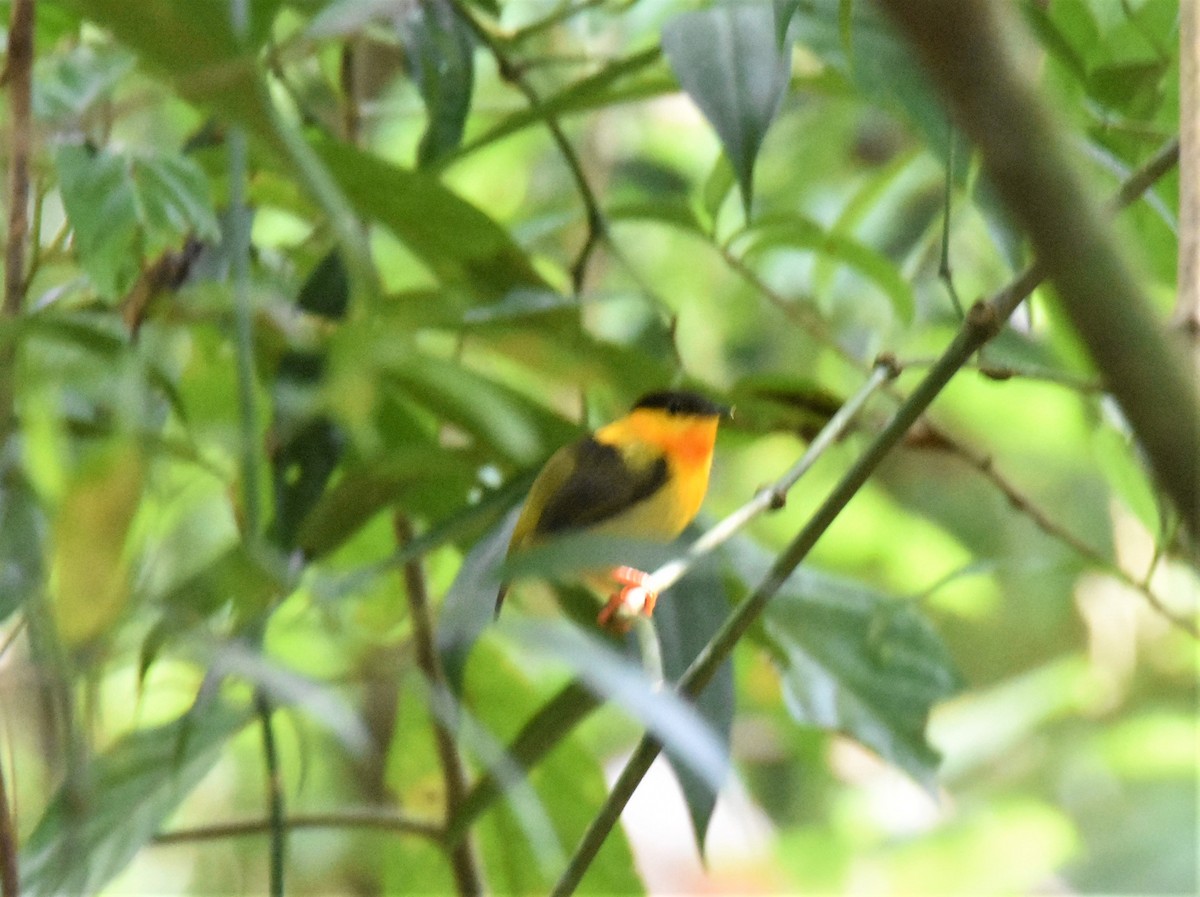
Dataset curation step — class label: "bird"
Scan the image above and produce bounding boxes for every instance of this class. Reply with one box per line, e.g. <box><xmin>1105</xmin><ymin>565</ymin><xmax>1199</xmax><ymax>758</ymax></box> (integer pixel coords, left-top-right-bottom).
<box><xmin>495</xmin><ymin>389</ymin><xmax>729</xmax><ymax>630</ymax></box>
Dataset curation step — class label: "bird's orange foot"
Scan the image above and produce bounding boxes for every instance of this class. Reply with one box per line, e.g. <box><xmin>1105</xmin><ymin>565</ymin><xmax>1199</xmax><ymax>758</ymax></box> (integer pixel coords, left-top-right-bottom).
<box><xmin>597</xmin><ymin>566</ymin><xmax>659</xmax><ymax>633</ymax></box>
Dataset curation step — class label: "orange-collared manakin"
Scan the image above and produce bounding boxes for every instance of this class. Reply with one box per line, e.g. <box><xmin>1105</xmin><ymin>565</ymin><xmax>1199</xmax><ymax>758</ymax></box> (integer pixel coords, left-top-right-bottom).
<box><xmin>496</xmin><ymin>389</ymin><xmax>728</xmax><ymax>629</ymax></box>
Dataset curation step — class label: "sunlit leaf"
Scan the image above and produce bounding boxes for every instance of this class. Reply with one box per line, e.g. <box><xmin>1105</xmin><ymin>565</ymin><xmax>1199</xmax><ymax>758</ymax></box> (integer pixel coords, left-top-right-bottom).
<box><xmin>55</xmin><ymin>144</ymin><xmax>218</xmax><ymax>300</ymax></box>
<box><xmin>465</xmin><ymin>639</ymin><xmax>641</xmax><ymax>895</ymax></box>
<box><xmin>315</xmin><ymin>139</ymin><xmax>549</xmax><ymax>299</ymax></box>
<box><xmin>49</xmin><ymin>444</ymin><xmax>144</xmax><ymax>648</ymax></box>
<box><xmin>20</xmin><ymin>703</ymin><xmax>250</xmax><ymax>897</ymax></box>
<box><xmin>738</xmin><ymin>213</ymin><xmax>915</xmax><ymax>322</ymax></box>
<box><xmin>663</xmin><ymin>5</ymin><xmax>790</xmax><ymax>214</ymax></box>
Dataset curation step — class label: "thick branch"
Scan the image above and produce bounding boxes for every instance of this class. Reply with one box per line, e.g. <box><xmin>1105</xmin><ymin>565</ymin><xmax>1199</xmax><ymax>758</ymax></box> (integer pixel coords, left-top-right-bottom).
<box><xmin>875</xmin><ymin>0</ymin><xmax>1199</xmax><ymax>539</ymax></box>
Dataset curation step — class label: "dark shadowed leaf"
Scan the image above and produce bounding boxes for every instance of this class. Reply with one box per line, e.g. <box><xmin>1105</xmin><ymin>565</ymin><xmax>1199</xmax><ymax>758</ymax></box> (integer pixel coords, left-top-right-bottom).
<box><xmin>0</xmin><ymin>467</ymin><xmax>44</xmax><ymax>623</ymax></box>
<box><xmin>764</xmin><ymin>569</ymin><xmax>961</xmax><ymax>788</ymax></box>
<box><xmin>437</xmin><ymin>510</ymin><xmax>518</xmax><ymax>693</ymax></box>
<box><xmin>654</xmin><ymin>542</ymin><xmax>735</xmax><ymax>858</ymax></box>
<box><xmin>20</xmin><ymin>703</ymin><xmax>250</xmax><ymax>897</ymax></box>
<box><xmin>396</xmin><ymin>0</ymin><xmax>475</xmax><ymax>166</ymax></box>
<box><xmin>663</xmin><ymin>5</ymin><xmax>790</xmax><ymax>214</ymax></box>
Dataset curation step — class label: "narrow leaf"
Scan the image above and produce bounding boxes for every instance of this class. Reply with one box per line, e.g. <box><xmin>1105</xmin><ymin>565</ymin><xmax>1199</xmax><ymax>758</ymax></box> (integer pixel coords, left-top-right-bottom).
<box><xmin>315</xmin><ymin>139</ymin><xmax>549</xmax><ymax>299</ymax></box>
<box><xmin>506</xmin><ymin>620</ymin><xmax>730</xmax><ymax>792</ymax></box>
<box><xmin>773</xmin><ymin>0</ymin><xmax>803</xmax><ymax>46</ymax></box>
<box><xmin>663</xmin><ymin>5</ymin><xmax>790</xmax><ymax>214</ymax></box>
<box><xmin>653</xmin><ymin>545</ymin><xmax>735</xmax><ymax>858</ymax></box>
<box><xmin>396</xmin><ymin>0</ymin><xmax>475</xmax><ymax>166</ymax></box>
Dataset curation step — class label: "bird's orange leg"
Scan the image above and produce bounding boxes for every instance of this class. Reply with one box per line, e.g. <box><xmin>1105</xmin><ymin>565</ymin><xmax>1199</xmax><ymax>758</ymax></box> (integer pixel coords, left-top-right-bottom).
<box><xmin>597</xmin><ymin>566</ymin><xmax>659</xmax><ymax>632</ymax></box>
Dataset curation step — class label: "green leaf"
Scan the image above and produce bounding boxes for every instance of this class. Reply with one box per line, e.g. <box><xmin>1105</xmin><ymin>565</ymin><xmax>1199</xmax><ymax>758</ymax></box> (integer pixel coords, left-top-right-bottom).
<box><xmin>465</xmin><ymin>639</ymin><xmax>642</xmax><ymax>895</ymax></box>
<box><xmin>385</xmin><ymin>352</ymin><xmax>578</xmax><ymax>464</ymax></box>
<box><xmin>654</xmin><ymin>544</ymin><xmax>735</xmax><ymax>858</ymax></box>
<box><xmin>314</xmin><ymin>139</ymin><xmax>549</xmax><ymax>299</ymax></box>
<box><xmin>269</xmin><ymin>252</ymin><xmax>350</xmax><ymax>551</ymax></box>
<box><xmin>763</xmin><ymin>569</ymin><xmax>961</xmax><ymax>787</ymax></box>
<box><xmin>33</xmin><ymin>42</ymin><xmax>135</xmax><ymax>121</ymax></box>
<box><xmin>790</xmin><ymin>0</ymin><xmax>948</xmax><ymax>154</ymax></box>
<box><xmin>65</xmin><ymin>0</ymin><xmax>270</xmax><ymax>133</ymax></box>
<box><xmin>446</xmin><ymin>680</ymin><xmax>600</xmax><ymax>842</ymax></box>
<box><xmin>663</xmin><ymin>5</ymin><xmax>790</xmax><ymax>214</ymax></box>
<box><xmin>451</xmin><ymin>48</ymin><xmax>666</xmax><ymax>162</ymax></box>
<box><xmin>55</xmin><ymin>144</ymin><xmax>218</xmax><ymax>299</ymax></box>
<box><xmin>773</xmin><ymin>0</ymin><xmax>803</xmax><ymax>47</ymax></box>
<box><xmin>738</xmin><ymin>213</ymin><xmax>915</xmax><ymax>322</ymax></box>
<box><xmin>54</xmin><ymin>144</ymin><xmax>140</xmax><ymax>299</ymax></box>
<box><xmin>0</xmin><ymin>467</ymin><xmax>44</xmax><ymax>623</ymax></box>
<box><xmin>20</xmin><ymin>703</ymin><xmax>250</xmax><ymax>897</ymax></box>
<box><xmin>437</xmin><ymin>511</ymin><xmax>518</xmax><ymax>693</ymax></box>
<box><xmin>397</xmin><ymin>0</ymin><xmax>475</xmax><ymax>166</ymax></box>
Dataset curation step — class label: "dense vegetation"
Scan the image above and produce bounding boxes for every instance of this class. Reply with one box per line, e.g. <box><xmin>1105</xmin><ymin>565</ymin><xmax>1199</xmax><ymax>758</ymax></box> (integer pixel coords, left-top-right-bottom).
<box><xmin>0</xmin><ymin>0</ymin><xmax>1194</xmax><ymax>894</ymax></box>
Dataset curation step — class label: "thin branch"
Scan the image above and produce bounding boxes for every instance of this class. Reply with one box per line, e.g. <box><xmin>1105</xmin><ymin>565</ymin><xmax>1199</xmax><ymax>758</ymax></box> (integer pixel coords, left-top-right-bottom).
<box><xmin>929</xmin><ymin>426</ymin><xmax>1198</xmax><ymax>638</ymax></box>
<box><xmin>450</xmin><ymin>0</ymin><xmax>606</xmax><ymax>294</ymax></box>
<box><xmin>2</xmin><ymin>0</ymin><xmax>34</xmax><ymax>449</ymax></box>
<box><xmin>152</xmin><ymin>809</ymin><xmax>442</xmax><ymax>845</ymax></box>
<box><xmin>395</xmin><ymin>516</ymin><xmax>482</xmax><ymax>897</ymax></box>
<box><xmin>255</xmin><ymin>693</ymin><xmax>286</xmax><ymax>897</ymax></box>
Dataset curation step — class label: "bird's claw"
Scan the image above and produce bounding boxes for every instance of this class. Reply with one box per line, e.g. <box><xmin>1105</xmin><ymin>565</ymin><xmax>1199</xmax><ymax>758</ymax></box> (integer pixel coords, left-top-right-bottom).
<box><xmin>597</xmin><ymin>566</ymin><xmax>658</xmax><ymax>633</ymax></box>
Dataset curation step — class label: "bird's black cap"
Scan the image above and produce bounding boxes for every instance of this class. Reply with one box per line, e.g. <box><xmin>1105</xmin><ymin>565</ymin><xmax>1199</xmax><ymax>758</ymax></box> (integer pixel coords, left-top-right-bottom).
<box><xmin>632</xmin><ymin>389</ymin><xmax>730</xmax><ymax>418</ymax></box>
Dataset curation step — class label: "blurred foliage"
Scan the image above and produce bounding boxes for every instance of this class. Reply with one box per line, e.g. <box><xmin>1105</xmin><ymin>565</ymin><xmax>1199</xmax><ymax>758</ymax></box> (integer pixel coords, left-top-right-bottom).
<box><xmin>0</xmin><ymin>0</ymin><xmax>1194</xmax><ymax>895</ymax></box>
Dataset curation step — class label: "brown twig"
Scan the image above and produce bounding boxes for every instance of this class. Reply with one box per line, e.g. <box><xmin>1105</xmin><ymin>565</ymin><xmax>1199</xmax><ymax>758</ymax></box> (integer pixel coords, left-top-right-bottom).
<box><xmin>1</xmin><ymin>0</ymin><xmax>34</xmax><ymax>450</ymax></box>
<box><xmin>152</xmin><ymin>809</ymin><xmax>442</xmax><ymax>845</ymax></box>
<box><xmin>395</xmin><ymin>516</ymin><xmax>482</xmax><ymax>897</ymax></box>
<box><xmin>449</xmin><ymin>0</ymin><xmax>605</xmax><ymax>294</ymax></box>
<box><xmin>928</xmin><ymin>425</ymin><xmax>1198</xmax><ymax>638</ymax></box>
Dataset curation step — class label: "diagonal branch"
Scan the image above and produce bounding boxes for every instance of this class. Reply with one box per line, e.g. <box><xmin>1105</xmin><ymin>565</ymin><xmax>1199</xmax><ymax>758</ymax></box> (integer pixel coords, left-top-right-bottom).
<box><xmin>875</xmin><ymin>0</ymin><xmax>1199</xmax><ymax>539</ymax></box>
<box><xmin>548</xmin><ymin>128</ymin><xmax>1186</xmax><ymax>897</ymax></box>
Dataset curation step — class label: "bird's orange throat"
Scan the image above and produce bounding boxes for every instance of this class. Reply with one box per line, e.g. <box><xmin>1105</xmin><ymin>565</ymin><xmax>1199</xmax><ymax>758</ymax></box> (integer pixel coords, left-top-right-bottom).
<box><xmin>620</xmin><ymin>409</ymin><xmax>719</xmax><ymax>468</ymax></box>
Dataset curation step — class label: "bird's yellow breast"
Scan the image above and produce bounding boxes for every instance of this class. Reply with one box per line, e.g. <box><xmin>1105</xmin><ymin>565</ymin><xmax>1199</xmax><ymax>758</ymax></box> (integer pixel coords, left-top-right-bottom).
<box><xmin>592</xmin><ymin>410</ymin><xmax>718</xmax><ymax>540</ymax></box>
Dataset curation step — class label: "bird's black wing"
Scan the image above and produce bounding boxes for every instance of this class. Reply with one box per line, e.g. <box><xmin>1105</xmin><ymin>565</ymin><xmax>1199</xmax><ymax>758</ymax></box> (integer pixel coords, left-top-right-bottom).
<box><xmin>534</xmin><ymin>437</ymin><xmax>668</xmax><ymax>536</ymax></box>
